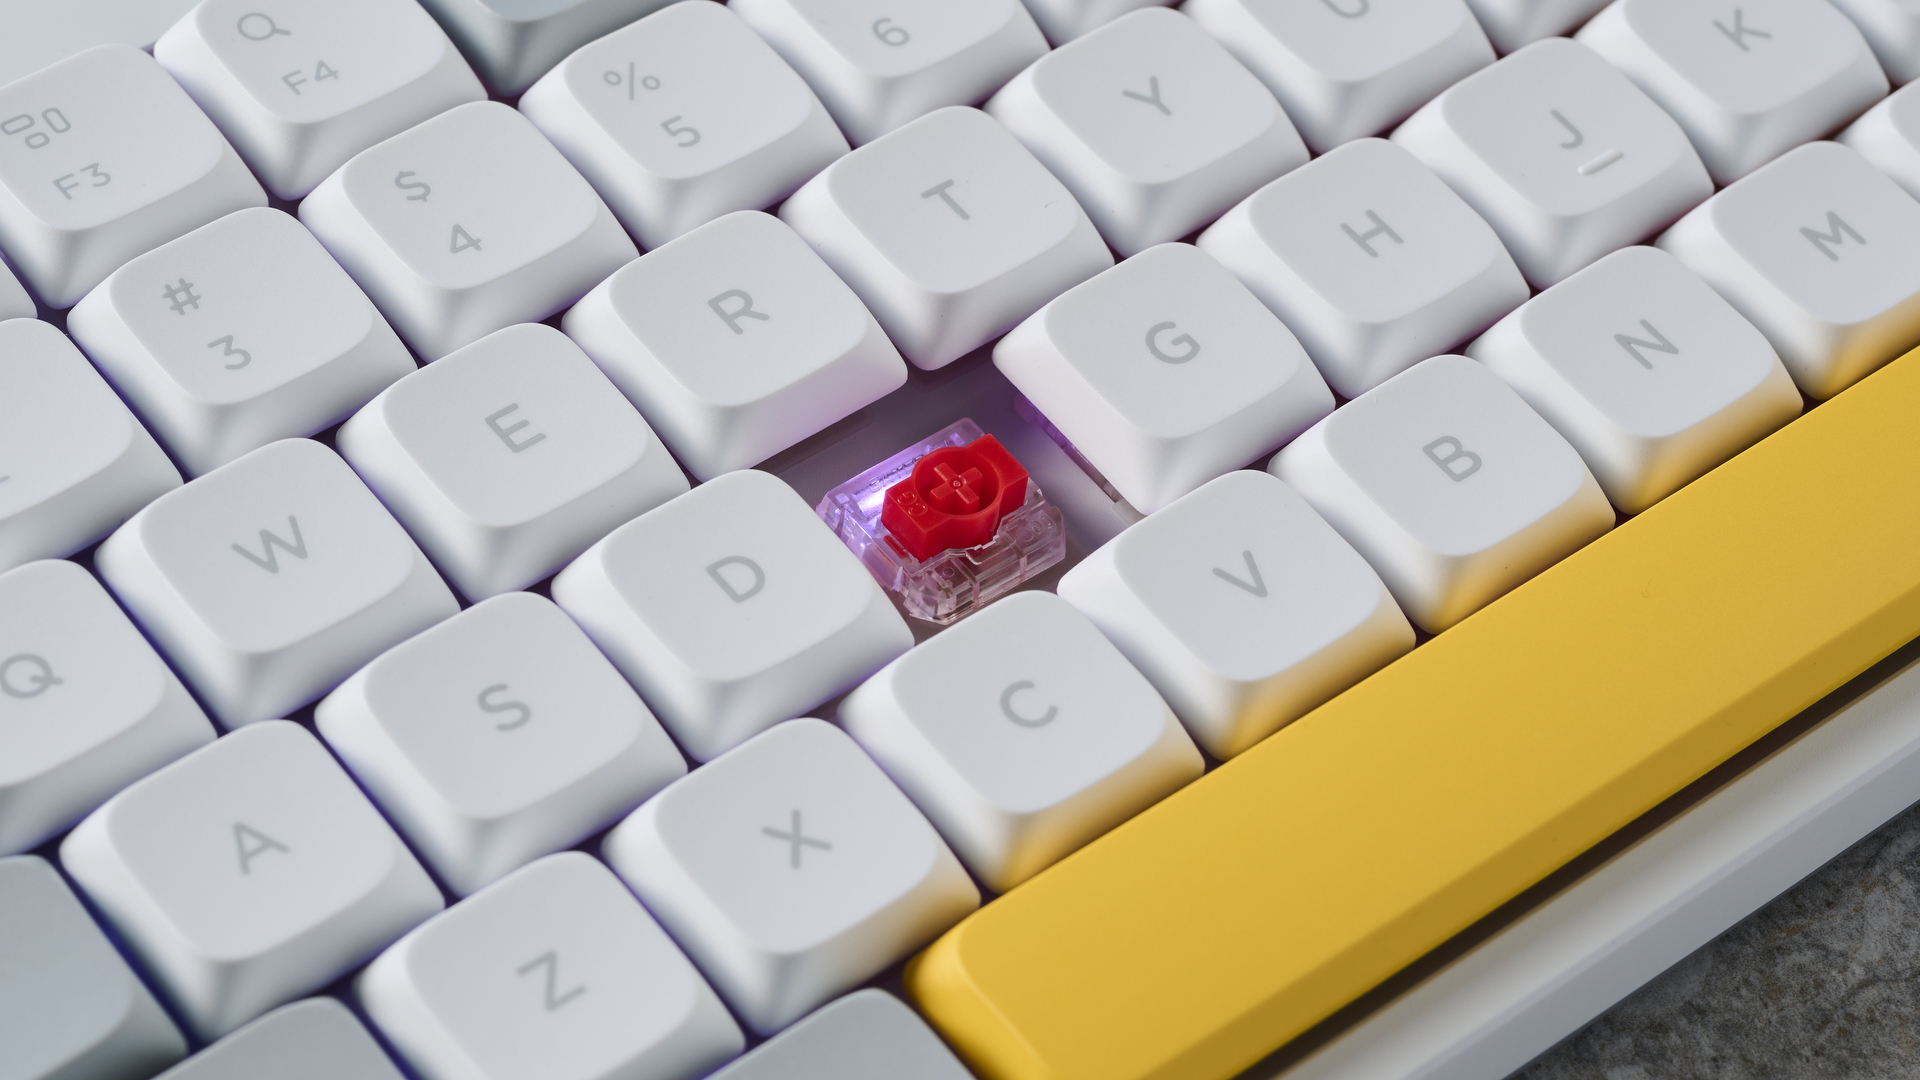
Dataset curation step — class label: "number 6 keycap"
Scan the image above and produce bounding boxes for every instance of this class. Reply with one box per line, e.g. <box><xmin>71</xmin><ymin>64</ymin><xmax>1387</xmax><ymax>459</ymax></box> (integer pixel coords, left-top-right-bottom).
<box><xmin>0</xmin><ymin>45</ymin><xmax>265</xmax><ymax>307</ymax></box>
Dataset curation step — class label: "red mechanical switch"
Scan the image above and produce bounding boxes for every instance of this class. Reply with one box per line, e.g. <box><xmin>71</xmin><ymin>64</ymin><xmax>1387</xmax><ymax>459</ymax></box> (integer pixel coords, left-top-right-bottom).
<box><xmin>880</xmin><ymin>436</ymin><xmax>1029</xmax><ymax>560</ymax></box>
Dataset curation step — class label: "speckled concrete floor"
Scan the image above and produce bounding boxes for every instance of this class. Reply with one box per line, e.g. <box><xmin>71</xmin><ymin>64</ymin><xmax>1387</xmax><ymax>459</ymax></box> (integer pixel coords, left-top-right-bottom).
<box><xmin>1511</xmin><ymin>797</ymin><xmax>1920</xmax><ymax>1079</ymax></box>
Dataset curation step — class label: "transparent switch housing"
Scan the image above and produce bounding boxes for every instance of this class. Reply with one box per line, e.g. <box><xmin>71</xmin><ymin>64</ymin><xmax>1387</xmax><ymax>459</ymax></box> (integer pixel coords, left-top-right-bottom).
<box><xmin>816</xmin><ymin>419</ymin><xmax>1067</xmax><ymax>625</ymax></box>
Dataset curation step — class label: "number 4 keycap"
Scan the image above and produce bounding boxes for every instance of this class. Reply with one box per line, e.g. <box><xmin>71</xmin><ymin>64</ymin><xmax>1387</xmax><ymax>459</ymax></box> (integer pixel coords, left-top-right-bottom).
<box><xmin>301</xmin><ymin>101</ymin><xmax>637</xmax><ymax>361</ymax></box>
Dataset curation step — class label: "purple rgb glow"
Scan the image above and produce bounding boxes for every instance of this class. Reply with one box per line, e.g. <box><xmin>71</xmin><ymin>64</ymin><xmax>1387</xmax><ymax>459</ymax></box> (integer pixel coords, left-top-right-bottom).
<box><xmin>815</xmin><ymin>418</ymin><xmax>1066</xmax><ymax>625</ymax></box>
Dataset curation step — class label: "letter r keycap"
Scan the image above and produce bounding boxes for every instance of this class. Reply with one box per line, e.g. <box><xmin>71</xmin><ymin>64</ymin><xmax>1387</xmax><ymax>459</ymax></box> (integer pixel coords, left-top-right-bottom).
<box><xmin>95</xmin><ymin>438</ymin><xmax>457</xmax><ymax>729</ymax></box>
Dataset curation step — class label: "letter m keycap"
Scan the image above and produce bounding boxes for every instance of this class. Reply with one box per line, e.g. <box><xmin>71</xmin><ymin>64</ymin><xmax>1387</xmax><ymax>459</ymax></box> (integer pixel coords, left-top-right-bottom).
<box><xmin>1802</xmin><ymin>211</ymin><xmax>1865</xmax><ymax>262</ymax></box>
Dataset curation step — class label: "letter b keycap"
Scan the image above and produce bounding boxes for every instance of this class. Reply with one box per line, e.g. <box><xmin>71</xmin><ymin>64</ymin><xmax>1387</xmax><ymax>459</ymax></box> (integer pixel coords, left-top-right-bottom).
<box><xmin>1271</xmin><ymin>355</ymin><xmax>1613</xmax><ymax>632</ymax></box>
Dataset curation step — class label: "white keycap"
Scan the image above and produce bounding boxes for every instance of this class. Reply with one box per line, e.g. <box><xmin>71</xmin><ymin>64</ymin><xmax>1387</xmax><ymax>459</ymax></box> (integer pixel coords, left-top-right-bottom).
<box><xmin>0</xmin><ymin>560</ymin><xmax>214</xmax><ymax>857</ymax></box>
<box><xmin>1463</xmin><ymin>0</ymin><xmax>1612</xmax><ymax>54</ymax></box>
<box><xmin>0</xmin><ymin>318</ymin><xmax>180</xmax><ymax>574</ymax></box>
<box><xmin>0</xmin><ymin>256</ymin><xmax>30</xmax><ymax>320</ymax></box>
<box><xmin>1058</xmin><ymin>470</ymin><xmax>1413</xmax><ymax>759</ymax></box>
<box><xmin>0</xmin><ymin>45</ymin><xmax>266</xmax><ymax>309</ymax></box>
<box><xmin>340</xmin><ymin>323</ymin><xmax>689</xmax><ymax>601</ymax></box>
<box><xmin>1269</xmin><ymin>353</ymin><xmax>1614</xmax><ymax>632</ymax></box>
<box><xmin>155</xmin><ymin>0</ymin><xmax>486</xmax><ymax>202</ymax></box>
<box><xmin>564</xmin><ymin>212</ymin><xmax>906</xmax><ymax>482</ymax></box>
<box><xmin>95</xmin><ymin>438</ymin><xmax>457</xmax><ymax>730</ymax></box>
<box><xmin>1021</xmin><ymin>0</ymin><xmax>1174</xmax><ymax>44</ymax></box>
<box><xmin>519</xmin><ymin>2</ymin><xmax>848</xmax><ymax>251</ymax></box>
<box><xmin>603</xmin><ymin>718</ymin><xmax>978</xmax><ymax>1034</ymax></box>
<box><xmin>1393</xmin><ymin>37</ymin><xmax>1712</xmax><ymax>289</ymax></box>
<box><xmin>732</xmin><ymin>0</ymin><xmax>1049</xmax><ymax>147</ymax></box>
<box><xmin>994</xmin><ymin>242</ymin><xmax>1333</xmax><ymax>513</ymax></box>
<box><xmin>158</xmin><ymin>998</ymin><xmax>406</xmax><ymax>1080</ymax></box>
<box><xmin>1829</xmin><ymin>0</ymin><xmax>1920</xmax><ymax>86</ymax></box>
<box><xmin>707</xmin><ymin>989</ymin><xmax>973</xmax><ymax>1080</ymax></box>
<box><xmin>361</xmin><ymin>852</ymin><xmax>742</xmax><ymax>1080</ymax></box>
<box><xmin>300</xmin><ymin>101</ymin><xmax>638</xmax><ymax>361</ymax></box>
<box><xmin>1469</xmin><ymin>246</ymin><xmax>1802</xmax><ymax>513</ymax></box>
<box><xmin>1197</xmin><ymin>137</ymin><xmax>1529</xmax><ymax>398</ymax></box>
<box><xmin>415</xmin><ymin>0</ymin><xmax>678</xmax><ymax>96</ymax></box>
<box><xmin>317</xmin><ymin>593</ymin><xmax>686</xmax><ymax>896</ymax></box>
<box><xmin>781</xmin><ymin>106</ymin><xmax>1113</xmax><ymax>371</ymax></box>
<box><xmin>67</xmin><ymin>208</ymin><xmax>415</xmax><ymax>478</ymax></box>
<box><xmin>1657</xmin><ymin>140</ymin><xmax>1920</xmax><ymax>399</ymax></box>
<box><xmin>0</xmin><ymin>0</ymin><xmax>200</xmax><ymax>89</ymax></box>
<box><xmin>61</xmin><ymin>720</ymin><xmax>444</xmax><ymax>1040</ymax></box>
<box><xmin>1577</xmin><ymin>0</ymin><xmax>1888</xmax><ymax>185</ymax></box>
<box><xmin>986</xmin><ymin>8</ymin><xmax>1309</xmax><ymax>256</ymax></box>
<box><xmin>1</xmin><ymin>855</ymin><xmax>187</xmax><ymax>1080</ymax></box>
<box><xmin>1185</xmin><ymin>0</ymin><xmax>1494</xmax><ymax>154</ymax></box>
<box><xmin>841</xmin><ymin>591</ymin><xmax>1201</xmax><ymax>891</ymax></box>
<box><xmin>554</xmin><ymin>469</ymin><xmax>912</xmax><ymax>762</ymax></box>
<box><xmin>1839</xmin><ymin>79</ymin><xmax>1920</xmax><ymax>200</ymax></box>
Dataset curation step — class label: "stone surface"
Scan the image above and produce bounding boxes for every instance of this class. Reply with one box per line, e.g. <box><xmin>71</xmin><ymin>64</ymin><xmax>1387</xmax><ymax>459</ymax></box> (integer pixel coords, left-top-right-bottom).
<box><xmin>1513</xmin><ymin>798</ymin><xmax>1920</xmax><ymax>1079</ymax></box>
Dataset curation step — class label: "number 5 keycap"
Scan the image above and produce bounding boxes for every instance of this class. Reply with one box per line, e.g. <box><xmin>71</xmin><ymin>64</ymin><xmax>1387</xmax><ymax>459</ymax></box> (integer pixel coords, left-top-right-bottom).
<box><xmin>0</xmin><ymin>45</ymin><xmax>266</xmax><ymax>307</ymax></box>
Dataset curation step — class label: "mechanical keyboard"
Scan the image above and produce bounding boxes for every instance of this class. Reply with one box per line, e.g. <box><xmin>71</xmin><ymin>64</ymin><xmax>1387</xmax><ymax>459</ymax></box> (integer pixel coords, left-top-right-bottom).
<box><xmin>8</xmin><ymin>1</ymin><xmax>1920</xmax><ymax>1079</ymax></box>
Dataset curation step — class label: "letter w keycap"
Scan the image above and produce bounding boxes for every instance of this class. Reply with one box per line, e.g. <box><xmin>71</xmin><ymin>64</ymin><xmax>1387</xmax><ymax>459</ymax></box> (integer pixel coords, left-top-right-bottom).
<box><xmin>232</xmin><ymin>516</ymin><xmax>308</xmax><ymax>573</ymax></box>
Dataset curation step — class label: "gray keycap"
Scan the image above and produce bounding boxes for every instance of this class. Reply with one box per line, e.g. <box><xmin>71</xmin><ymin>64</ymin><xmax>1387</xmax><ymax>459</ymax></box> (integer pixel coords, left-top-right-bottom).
<box><xmin>154</xmin><ymin>998</ymin><xmax>403</xmax><ymax>1080</ymax></box>
<box><xmin>0</xmin><ymin>855</ymin><xmax>185</xmax><ymax>1080</ymax></box>
<box><xmin>710</xmin><ymin>990</ymin><xmax>976</xmax><ymax>1080</ymax></box>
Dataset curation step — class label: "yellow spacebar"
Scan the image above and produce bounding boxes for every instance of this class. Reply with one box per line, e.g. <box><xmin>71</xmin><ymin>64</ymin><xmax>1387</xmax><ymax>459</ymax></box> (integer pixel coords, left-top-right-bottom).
<box><xmin>909</xmin><ymin>347</ymin><xmax>1920</xmax><ymax>1080</ymax></box>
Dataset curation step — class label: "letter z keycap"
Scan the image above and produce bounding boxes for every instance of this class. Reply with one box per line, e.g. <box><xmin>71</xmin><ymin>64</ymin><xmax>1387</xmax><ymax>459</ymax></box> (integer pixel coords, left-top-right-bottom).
<box><xmin>359</xmin><ymin>853</ymin><xmax>743</xmax><ymax>1080</ymax></box>
<box><xmin>61</xmin><ymin>721</ymin><xmax>443</xmax><ymax>1040</ymax></box>
<box><xmin>95</xmin><ymin>438</ymin><xmax>458</xmax><ymax>730</ymax></box>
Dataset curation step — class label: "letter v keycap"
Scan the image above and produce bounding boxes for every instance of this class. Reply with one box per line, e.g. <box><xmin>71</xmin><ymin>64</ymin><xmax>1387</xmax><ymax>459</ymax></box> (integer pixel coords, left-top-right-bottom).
<box><xmin>909</xmin><ymin>345</ymin><xmax>1920</xmax><ymax>1080</ymax></box>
